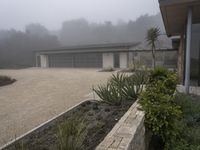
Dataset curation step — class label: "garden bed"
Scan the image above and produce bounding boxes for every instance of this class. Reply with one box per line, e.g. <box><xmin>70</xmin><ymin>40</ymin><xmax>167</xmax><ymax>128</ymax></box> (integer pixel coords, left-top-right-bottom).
<box><xmin>0</xmin><ymin>75</ymin><xmax>16</xmax><ymax>86</ymax></box>
<box><xmin>2</xmin><ymin>100</ymin><xmax>133</xmax><ymax>150</ymax></box>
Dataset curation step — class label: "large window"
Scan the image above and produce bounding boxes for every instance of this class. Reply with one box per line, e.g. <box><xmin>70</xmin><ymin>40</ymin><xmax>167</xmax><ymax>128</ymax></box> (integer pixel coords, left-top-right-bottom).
<box><xmin>190</xmin><ymin>24</ymin><xmax>200</xmax><ymax>86</ymax></box>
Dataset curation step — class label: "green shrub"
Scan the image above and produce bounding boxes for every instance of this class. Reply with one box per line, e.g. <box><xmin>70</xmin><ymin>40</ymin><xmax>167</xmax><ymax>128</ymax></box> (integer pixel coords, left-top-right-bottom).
<box><xmin>56</xmin><ymin>118</ymin><xmax>87</xmax><ymax>150</ymax></box>
<box><xmin>139</xmin><ymin>67</ymin><xmax>181</xmax><ymax>142</ymax></box>
<box><xmin>148</xmin><ymin>67</ymin><xmax>177</xmax><ymax>95</ymax></box>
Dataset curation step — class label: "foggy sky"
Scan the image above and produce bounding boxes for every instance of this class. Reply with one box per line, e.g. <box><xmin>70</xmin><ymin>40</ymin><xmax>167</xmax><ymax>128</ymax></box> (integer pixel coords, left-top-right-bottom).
<box><xmin>0</xmin><ymin>0</ymin><xmax>159</xmax><ymax>30</ymax></box>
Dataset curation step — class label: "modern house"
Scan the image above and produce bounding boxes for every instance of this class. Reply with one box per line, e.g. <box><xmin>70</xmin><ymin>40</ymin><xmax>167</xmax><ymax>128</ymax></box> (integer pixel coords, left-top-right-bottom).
<box><xmin>159</xmin><ymin>0</ymin><xmax>200</xmax><ymax>92</ymax></box>
<box><xmin>35</xmin><ymin>43</ymin><xmax>139</xmax><ymax>69</ymax></box>
<box><xmin>35</xmin><ymin>42</ymin><xmax>177</xmax><ymax>69</ymax></box>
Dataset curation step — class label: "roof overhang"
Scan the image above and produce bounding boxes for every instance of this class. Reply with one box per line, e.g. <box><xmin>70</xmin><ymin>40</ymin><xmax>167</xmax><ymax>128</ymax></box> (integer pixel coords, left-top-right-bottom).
<box><xmin>159</xmin><ymin>0</ymin><xmax>200</xmax><ymax>36</ymax></box>
<box><xmin>35</xmin><ymin>43</ymin><xmax>139</xmax><ymax>55</ymax></box>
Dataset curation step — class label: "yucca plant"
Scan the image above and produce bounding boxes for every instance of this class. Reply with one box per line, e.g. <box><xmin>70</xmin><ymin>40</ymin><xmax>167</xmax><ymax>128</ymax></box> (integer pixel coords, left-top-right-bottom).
<box><xmin>56</xmin><ymin>118</ymin><xmax>87</xmax><ymax>150</ymax></box>
<box><xmin>146</xmin><ymin>27</ymin><xmax>160</xmax><ymax>69</ymax></box>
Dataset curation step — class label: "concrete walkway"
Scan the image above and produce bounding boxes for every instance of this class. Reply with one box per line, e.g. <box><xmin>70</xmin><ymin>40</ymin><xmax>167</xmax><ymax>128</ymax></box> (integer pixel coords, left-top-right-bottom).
<box><xmin>0</xmin><ymin>68</ymin><xmax>112</xmax><ymax>146</ymax></box>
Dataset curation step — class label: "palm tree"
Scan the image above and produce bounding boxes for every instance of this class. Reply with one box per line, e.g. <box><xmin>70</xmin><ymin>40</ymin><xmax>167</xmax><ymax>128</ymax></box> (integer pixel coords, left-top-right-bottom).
<box><xmin>146</xmin><ymin>27</ymin><xmax>160</xmax><ymax>69</ymax></box>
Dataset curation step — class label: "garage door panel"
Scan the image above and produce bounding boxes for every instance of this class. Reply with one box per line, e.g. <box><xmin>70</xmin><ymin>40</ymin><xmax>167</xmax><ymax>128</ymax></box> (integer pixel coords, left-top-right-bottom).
<box><xmin>48</xmin><ymin>53</ymin><xmax>102</xmax><ymax>68</ymax></box>
<box><xmin>74</xmin><ymin>53</ymin><xmax>102</xmax><ymax>68</ymax></box>
<box><xmin>49</xmin><ymin>54</ymin><xmax>74</xmax><ymax>67</ymax></box>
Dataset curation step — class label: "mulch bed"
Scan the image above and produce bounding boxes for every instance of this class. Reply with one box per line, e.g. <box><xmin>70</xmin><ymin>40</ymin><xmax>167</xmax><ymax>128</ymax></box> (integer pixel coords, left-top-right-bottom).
<box><xmin>0</xmin><ymin>76</ymin><xmax>16</xmax><ymax>87</ymax></box>
<box><xmin>3</xmin><ymin>100</ymin><xmax>133</xmax><ymax>150</ymax></box>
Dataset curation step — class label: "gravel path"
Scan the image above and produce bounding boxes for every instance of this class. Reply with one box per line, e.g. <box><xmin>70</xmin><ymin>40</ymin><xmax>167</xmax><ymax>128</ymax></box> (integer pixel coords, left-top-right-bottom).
<box><xmin>0</xmin><ymin>68</ymin><xmax>113</xmax><ymax>147</ymax></box>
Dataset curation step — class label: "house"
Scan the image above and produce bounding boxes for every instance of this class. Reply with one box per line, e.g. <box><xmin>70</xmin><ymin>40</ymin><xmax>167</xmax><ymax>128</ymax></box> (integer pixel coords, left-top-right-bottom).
<box><xmin>35</xmin><ymin>42</ymin><xmax>177</xmax><ymax>69</ymax></box>
<box><xmin>35</xmin><ymin>43</ymin><xmax>139</xmax><ymax>69</ymax></box>
<box><xmin>159</xmin><ymin>0</ymin><xmax>200</xmax><ymax>93</ymax></box>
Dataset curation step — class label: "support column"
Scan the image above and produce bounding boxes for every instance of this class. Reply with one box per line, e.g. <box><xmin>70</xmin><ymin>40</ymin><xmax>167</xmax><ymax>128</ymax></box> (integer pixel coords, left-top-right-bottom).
<box><xmin>103</xmin><ymin>53</ymin><xmax>114</xmax><ymax>68</ymax></box>
<box><xmin>185</xmin><ymin>8</ymin><xmax>192</xmax><ymax>93</ymax></box>
<box><xmin>120</xmin><ymin>52</ymin><xmax>128</xmax><ymax>69</ymax></box>
<box><xmin>40</xmin><ymin>54</ymin><xmax>49</xmax><ymax>68</ymax></box>
<box><xmin>178</xmin><ymin>33</ymin><xmax>185</xmax><ymax>84</ymax></box>
<box><xmin>35</xmin><ymin>54</ymin><xmax>39</xmax><ymax>67</ymax></box>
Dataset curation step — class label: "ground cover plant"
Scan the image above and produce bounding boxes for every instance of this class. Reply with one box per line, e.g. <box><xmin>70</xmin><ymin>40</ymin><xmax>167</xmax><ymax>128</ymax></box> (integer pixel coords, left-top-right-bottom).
<box><xmin>167</xmin><ymin>93</ymin><xmax>200</xmax><ymax>150</ymax></box>
<box><xmin>3</xmin><ymin>100</ymin><xmax>132</xmax><ymax>150</ymax></box>
<box><xmin>0</xmin><ymin>75</ymin><xmax>16</xmax><ymax>86</ymax></box>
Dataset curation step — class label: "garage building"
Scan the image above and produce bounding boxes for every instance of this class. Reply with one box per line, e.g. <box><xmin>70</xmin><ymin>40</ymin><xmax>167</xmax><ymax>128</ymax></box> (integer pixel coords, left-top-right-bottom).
<box><xmin>35</xmin><ymin>43</ymin><xmax>139</xmax><ymax>69</ymax></box>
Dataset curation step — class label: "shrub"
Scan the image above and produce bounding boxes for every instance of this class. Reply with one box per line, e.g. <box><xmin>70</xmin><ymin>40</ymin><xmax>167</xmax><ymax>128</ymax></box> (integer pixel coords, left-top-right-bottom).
<box><xmin>56</xmin><ymin>118</ymin><xmax>87</xmax><ymax>150</ymax></box>
<box><xmin>148</xmin><ymin>67</ymin><xmax>177</xmax><ymax>95</ymax></box>
<box><xmin>0</xmin><ymin>75</ymin><xmax>16</xmax><ymax>86</ymax></box>
<box><xmin>139</xmin><ymin>67</ymin><xmax>182</xmax><ymax>143</ymax></box>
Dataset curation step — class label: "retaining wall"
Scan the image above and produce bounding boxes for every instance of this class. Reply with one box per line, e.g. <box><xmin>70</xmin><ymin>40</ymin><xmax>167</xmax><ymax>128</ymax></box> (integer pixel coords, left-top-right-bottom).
<box><xmin>96</xmin><ymin>101</ymin><xmax>146</xmax><ymax>150</ymax></box>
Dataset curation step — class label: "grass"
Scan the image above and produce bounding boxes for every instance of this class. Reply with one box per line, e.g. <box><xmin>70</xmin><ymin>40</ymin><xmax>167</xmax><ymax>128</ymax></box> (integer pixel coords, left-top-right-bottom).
<box><xmin>56</xmin><ymin>117</ymin><xmax>87</xmax><ymax>150</ymax></box>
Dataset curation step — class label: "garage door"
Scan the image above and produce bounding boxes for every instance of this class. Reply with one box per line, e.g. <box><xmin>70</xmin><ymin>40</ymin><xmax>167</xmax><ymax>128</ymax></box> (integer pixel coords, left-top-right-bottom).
<box><xmin>48</xmin><ymin>53</ymin><xmax>102</xmax><ymax>68</ymax></box>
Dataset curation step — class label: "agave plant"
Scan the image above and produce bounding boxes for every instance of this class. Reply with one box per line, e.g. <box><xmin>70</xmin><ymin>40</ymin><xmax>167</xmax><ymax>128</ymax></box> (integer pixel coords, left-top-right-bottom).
<box><xmin>93</xmin><ymin>71</ymin><xmax>148</xmax><ymax>106</ymax></box>
<box><xmin>93</xmin><ymin>83</ymin><xmax>122</xmax><ymax>106</ymax></box>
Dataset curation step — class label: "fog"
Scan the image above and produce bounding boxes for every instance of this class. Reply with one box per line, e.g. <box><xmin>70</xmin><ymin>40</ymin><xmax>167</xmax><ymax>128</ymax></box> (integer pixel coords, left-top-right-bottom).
<box><xmin>0</xmin><ymin>0</ymin><xmax>159</xmax><ymax>30</ymax></box>
<box><xmin>0</xmin><ymin>0</ymin><xmax>169</xmax><ymax>68</ymax></box>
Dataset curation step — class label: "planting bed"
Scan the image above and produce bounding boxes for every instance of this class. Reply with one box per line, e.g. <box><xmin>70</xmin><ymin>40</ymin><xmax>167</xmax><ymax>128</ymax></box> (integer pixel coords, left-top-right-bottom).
<box><xmin>3</xmin><ymin>100</ymin><xmax>133</xmax><ymax>150</ymax></box>
<box><xmin>0</xmin><ymin>76</ymin><xmax>16</xmax><ymax>86</ymax></box>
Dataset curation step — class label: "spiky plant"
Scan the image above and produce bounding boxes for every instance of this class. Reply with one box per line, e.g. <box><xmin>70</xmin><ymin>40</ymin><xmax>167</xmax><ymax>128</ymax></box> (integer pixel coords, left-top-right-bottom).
<box><xmin>56</xmin><ymin>118</ymin><xmax>87</xmax><ymax>150</ymax></box>
<box><xmin>93</xmin><ymin>83</ymin><xmax>122</xmax><ymax>106</ymax></box>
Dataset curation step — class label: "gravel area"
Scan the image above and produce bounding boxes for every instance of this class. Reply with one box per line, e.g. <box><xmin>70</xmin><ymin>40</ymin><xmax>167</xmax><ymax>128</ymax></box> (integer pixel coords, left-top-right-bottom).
<box><xmin>0</xmin><ymin>68</ymin><xmax>113</xmax><ymax>147</ymax></box>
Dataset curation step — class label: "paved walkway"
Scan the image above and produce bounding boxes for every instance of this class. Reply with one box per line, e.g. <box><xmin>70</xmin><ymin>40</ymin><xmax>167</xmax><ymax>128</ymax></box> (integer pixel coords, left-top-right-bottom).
<box><xmin>0</xmin><ymin>68</ymin><xmax>112</xmax><ymax>146</ymax></box>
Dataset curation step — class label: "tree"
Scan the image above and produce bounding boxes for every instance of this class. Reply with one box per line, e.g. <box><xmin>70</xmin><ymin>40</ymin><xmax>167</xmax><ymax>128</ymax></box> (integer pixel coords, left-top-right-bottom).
<box><xmin>146</xmin><ymin>27</ymin><xmax>160</xmax><ymax>69</ymax></box>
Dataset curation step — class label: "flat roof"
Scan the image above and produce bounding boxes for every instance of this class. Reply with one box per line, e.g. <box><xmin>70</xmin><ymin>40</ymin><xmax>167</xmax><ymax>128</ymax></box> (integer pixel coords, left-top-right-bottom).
<box><xmin>36</xmin><ymin>43</ymin><xmax>139</xmax><ymax>54</ymax></box>
<box><xmin>159</xmin><ymin>0</ymin><xmax>200</xmax><ymax>36</ymax></box>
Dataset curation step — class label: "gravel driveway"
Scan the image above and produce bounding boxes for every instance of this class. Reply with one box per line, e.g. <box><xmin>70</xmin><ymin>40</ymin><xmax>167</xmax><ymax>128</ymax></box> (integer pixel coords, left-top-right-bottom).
<box><xmin>0</xmin><ymin>68</ymin><xmax>113</xmax><ymax>147</ymax></box>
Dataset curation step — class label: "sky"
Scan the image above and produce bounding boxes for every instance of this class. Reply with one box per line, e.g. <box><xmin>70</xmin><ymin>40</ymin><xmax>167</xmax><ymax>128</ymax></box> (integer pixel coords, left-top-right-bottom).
<box><xmin>0</xmin><ymin>0</ymin><xmax>160</xmax><ymax>31</ymax></box>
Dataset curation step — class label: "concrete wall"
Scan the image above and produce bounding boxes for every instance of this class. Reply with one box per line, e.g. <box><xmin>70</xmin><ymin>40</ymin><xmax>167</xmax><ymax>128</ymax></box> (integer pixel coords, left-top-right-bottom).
<box><xmin>40</xmin><ymin>55</ymin><xmax>49</xmax><ymax>68</ymax></box>
<box><xmin>96</xmin><ymin>102</ymin><xmax>146</xmax><ymax>150</ymax></box>
<box><xmin>120</xmin><ymin>53</ymin><xmax>128</xmax><ymax>69</ymax></box>
<box><xmin>103</xmin><ymin>53</ymin><xmax>114</xmax><ymax>68</ymax></box>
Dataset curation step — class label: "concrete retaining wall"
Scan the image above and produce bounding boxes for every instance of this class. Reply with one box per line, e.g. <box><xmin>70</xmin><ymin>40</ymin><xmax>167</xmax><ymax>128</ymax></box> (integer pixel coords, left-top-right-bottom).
<box><xmin>96</xmin><ymin>101</ymin><xmax>146</xmax><ymax>150</ymax></box>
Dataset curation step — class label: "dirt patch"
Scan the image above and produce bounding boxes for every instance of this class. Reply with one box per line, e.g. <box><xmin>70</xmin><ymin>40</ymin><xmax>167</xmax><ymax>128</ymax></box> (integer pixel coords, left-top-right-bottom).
<box><xmin>3</xmin><ymin>100</ymin><xmax>133</xmax><ymax>150</ymax></box>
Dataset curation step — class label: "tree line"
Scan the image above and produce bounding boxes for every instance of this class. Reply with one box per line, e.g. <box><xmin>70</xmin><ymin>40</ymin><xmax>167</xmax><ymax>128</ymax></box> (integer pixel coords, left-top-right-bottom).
<box><xmin>0</xmin><ymin>13</ymin><xmax>170</xmax><ymax>68</ymax></box>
